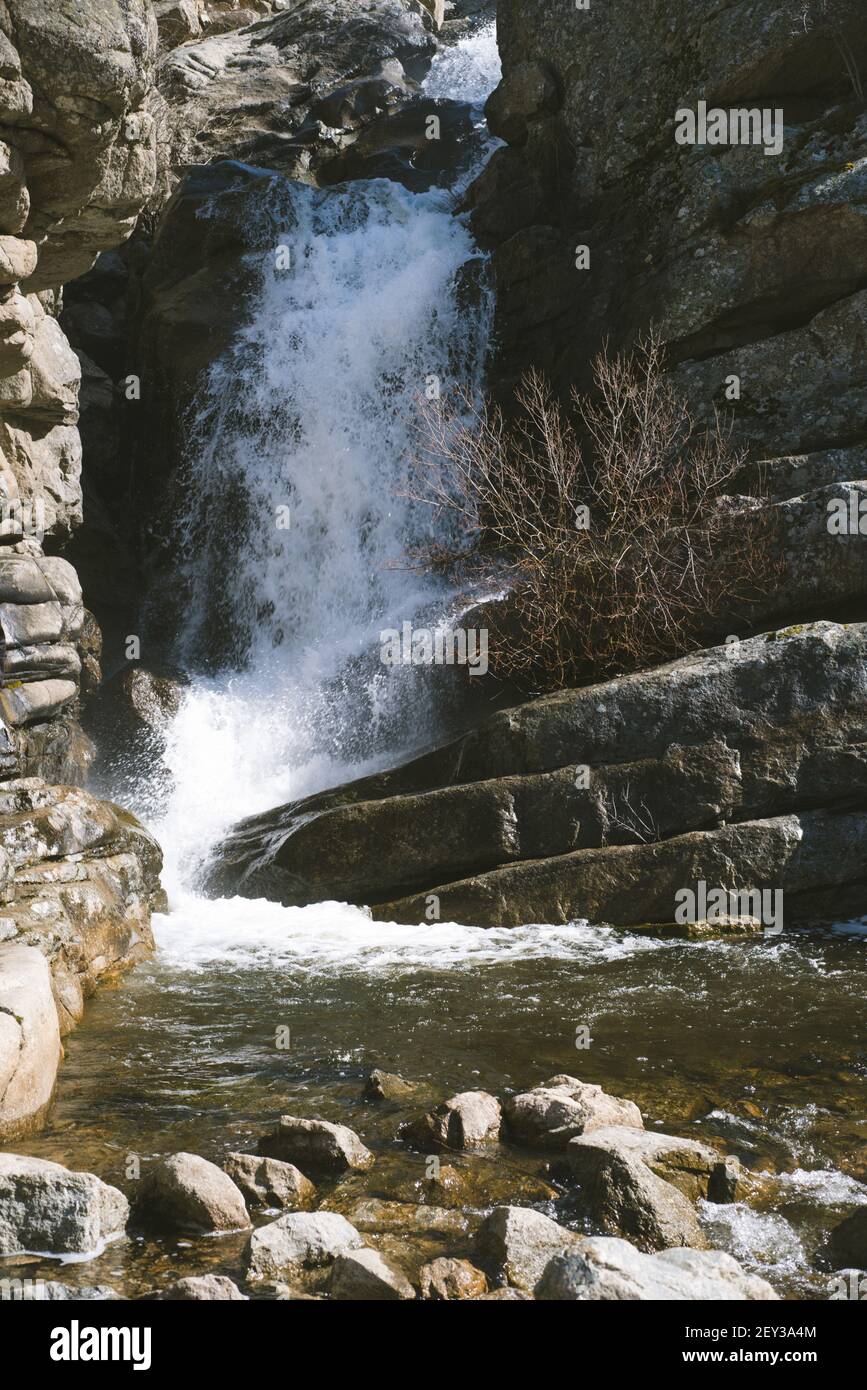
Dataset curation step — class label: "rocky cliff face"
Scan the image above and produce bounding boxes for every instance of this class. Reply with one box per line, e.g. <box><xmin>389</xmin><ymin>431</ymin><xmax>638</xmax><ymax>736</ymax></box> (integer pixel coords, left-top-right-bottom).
<box><xmin>0</xmin><ymin>1</ymin><xmax>163</xmax><ymax>1139</ymax></box>
<box><xmin>210</xmin><ymin>2</ymin><xmax>867</xmax><ymax>930</ymax></box>
<box><xmin>470</xmin><ymin>0</ymin><xmax>867</xmax><ymax>462</ymax></box>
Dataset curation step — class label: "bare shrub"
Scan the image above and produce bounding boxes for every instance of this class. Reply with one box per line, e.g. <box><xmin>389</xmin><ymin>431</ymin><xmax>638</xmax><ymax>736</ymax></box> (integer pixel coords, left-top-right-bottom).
<box><xmin>407</xmin><ymin>331</ymin><xmax>776</xmax><ymax>693</ymax></box>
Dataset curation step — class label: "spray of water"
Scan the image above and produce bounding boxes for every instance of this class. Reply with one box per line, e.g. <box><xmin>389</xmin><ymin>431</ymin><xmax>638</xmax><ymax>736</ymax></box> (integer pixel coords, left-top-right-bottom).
<box><xmin>129</xmin><ymin>25</ymin><xmax>502</xmax><ymax>925</ymax></box>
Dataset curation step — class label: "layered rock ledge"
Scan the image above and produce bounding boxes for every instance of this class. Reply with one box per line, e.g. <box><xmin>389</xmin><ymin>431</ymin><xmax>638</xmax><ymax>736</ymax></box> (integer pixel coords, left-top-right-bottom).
<box><xmin>0</xmin><ymin>3</ymin><xmax>163</xmax><ymax>1141</ymax></box>
<box><xmin>209</xmin><ymin>621</ymin><xmax>867</xmax><ymax>927</ymax></box>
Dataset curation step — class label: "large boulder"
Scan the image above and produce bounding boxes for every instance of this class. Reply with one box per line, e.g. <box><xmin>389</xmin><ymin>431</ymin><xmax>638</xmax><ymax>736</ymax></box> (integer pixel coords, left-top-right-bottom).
<box><xmin>536</xmin><ymin>1238</ymin><xmax>780</xmax><ymax>1301</ymax></box>
<box><xmin>0</xmin><ymin>1153</ymin><xmax>128</xmax><ymax>1256</ymax></box>
<box><xmin>158</xmin><ymin>1</ymin><xmax>438</xmax><ymax>174</ymax></box>
<box><xmin>475</xmin><ymin>1205</ymin><xmax>583</xmax><ymax>1293</ymax></box>
<box><xmin>258</xmin><ymin>1116</ymin><xmax>374</xmax><ymax>1175</ymax></box>
<box><xmin>471</xmin><ymin>0</ymin><xmax>867</xmax><ymax>462</ymax></box>
<box><xmin>246</xmin><ymin>1211</ymin><xmax>365</xmax><ymax>1282</ymax></box>
<box><xmin>223</xmin><ymin>1153</ymin><xmax>316</xmax><ymax>1212</ymax></box>
<box><xmin>403</xmin><ymin>1090</ymin><xmax>502</xmax><ymax>1151</ymax></box>
<box><xmin>0</xmin><ymin>780</ymin><xmax>164</xmax><ymax>1035</ymax></box>
<box><xmin>504</xmin><ymin>1076</ymin><xmax>643</xmax><ymax>1149</ymax></box>
<box><xmin>567</xmin><ymin>1127</ymin><xmax>717</xmax><ymax>1251</ymax></box>
<box><xmin>0</xmin><ymin>941</ymin><xmax>61</xmax><ymax>1140</ymax></box>
<box><xmin>133</xmin><ymin>1153</ymin><xmax>251</xmax><ymax>1235</ymax></box>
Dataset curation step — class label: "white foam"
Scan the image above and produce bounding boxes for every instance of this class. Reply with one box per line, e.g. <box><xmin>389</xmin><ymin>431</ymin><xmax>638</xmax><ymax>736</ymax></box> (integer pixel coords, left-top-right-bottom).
<box><xmin>152</xmin><ymin>894</ymin><xmax>671</xmax><ymax>974</ymax></box>
<box><xmin>424</xmin><ymin>21</ymin><xmax>501</xmax><ymax>106</ymax></box>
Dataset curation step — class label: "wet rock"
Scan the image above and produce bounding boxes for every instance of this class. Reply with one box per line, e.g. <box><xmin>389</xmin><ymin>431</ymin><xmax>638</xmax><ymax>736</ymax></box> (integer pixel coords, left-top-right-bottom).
<box><xmin>223</xmin><ymin>1153</ymin><xmax>316</xmax><ymax>1212</ymax></box>
<box><xmin>40</xmin><ymin>1283</ymin><xmax>119</xmax><ymax>1300</ymax></box>
<box><xmin>419</xmin><ymin>1257</ymin><xmax>488</xmax><ymax>1300</ymax></box>
<box><xmin>330</xmin><ymin>1247</ymin><xmax>415</xmax><ymax>1300</ymax></box>
<box><xmin>707</xmin><ymin>1156</ymin><xmax>766</xmax><ymax>1204</ymax></box>
<box><xmin>536</xmin><ymin>1238</ymin><xmax>780</xmax><ymax>1301</ymax></box>
<box><xmin>631</xmin><ymin>916</ymin><xmax>764</xmax><ymax>942</ymax></box>
<box><xmin>504</xmin><ymin>1076</ymin><xmax>643</xmax><ymax>1150</ymax></box>
<box><xmin>258</xmin><ymin>1116</ymin><xmax>374</xmax><ymax>1175</ymax></box>
<box><xmin>159</xmin><ymin>1</ymin><xmax>437</xmax><ymax>173</ymax></box>
<box><xmin>567</xmin><ymin>1127</ymin><xmax>713</xmax><ymax>1251</ymax></box>
<box><xmin>341</xmin><ymin>1198</ymin><xmax>473</xmax><ymax>1241</ymax></box>
<box><xmin>828</xmin><ymin>1208</ymin><xmax>867</xmax><ymax>1270</ymax></box>
<box><xmin>214</xmin><ymin>623</ymin><xmax>867</xmax><ymax>928</ymax></box>
<box><xmin>362</xmin><ymin>1068</ymin><xmax>419</xmax><ymax>1102</ymax></box>
<box><xmin>0</xmin><ymin>1153</ymin><xmax>128</xmax><ymax>1256</ymax></box>
<box><xmin>92</xmin><ymin>666</ymin><xmax>189</xmax><ymax>746</ymax></box>
<box><xmin>472</xmin><ymin>1287</ymin><xmax>532</xmax><ymax>1300</ymax></box>
<box><xmin>246</xmin><ymin>1212</ymin><xmax>365</xmax><ymax>1282</ymax></box>
<box><xmin>485</xmin><ymin>61</ymin><xmax>560</xmax><ymax>146</ymax></box>
<box><xmin>476</xmin><ymin>1206</ymin><xmax>583</xmax><ymax>1293</ymax></box>
<box><xmin>0</xmin><ymin>942</ymin><xmax>61</xmax><ymax>1140</ymax></box>
<box><xmin>402</xmin><ymin>1090</ymin><xmax>502</xmax><ymax>1151</ymax></box>
<box><xmin>156</xmin><ymin>1274</ymin><xmax>247</xmax><ymax>1301</ymax></box>
<box><xmin>0</xmin><ymin>780</ymin><xmax>164</xmax><ymax>1035</ymax></box>
<box><xmin>397</xmin><ymin>1159</ymin><xmax>558</xmax><ymax>1210</ymax></box>
<box><xmin>134</xmin><ymin>1153</ymin><xmax>251</xmax><ymax>1235</ymax></box>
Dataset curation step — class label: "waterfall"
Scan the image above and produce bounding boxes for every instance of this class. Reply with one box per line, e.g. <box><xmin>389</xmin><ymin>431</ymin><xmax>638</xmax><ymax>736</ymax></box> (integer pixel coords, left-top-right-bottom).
<box><xmin>131</xmin><ymin>24</ymin><xmax>502</xmax><ymax>904</ymax></box>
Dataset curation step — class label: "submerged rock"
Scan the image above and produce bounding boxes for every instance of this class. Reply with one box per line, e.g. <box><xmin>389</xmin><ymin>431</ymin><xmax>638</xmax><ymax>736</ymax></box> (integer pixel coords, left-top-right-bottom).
<box><xmin>134</xmin><ymin>1153</ymin><xmax>251</xmax><ymax>1236</ymax></box>
<box><xmin>341</xmin><ymin>1198</ymin><xmax>473</xmax><ymax>1241</ymax></box>
<box><xmin>330</xmin><ymin>1247</ymin><xmax>415</xmax><ymax>1300</ymax></box>
<box><xmin>155</xmin><ymin>1274</ymin><xmax>247</xmax><ymax>1301</ymax></box>
<box><xmin>362</xmin><ymin>1068</ymin><xmax>420</xmax><ymax>1103</ymax></box>
<box><xmin>0</xmin><ymin>1153</ymin><xmax>128</xmax><ymax>1256</ymax></box>
<box><xmin>536</xmin><ymin>1238</ymin><xmax>780</xmax><ymax>1301</ymax></box>
<box><xmin>419</xmin><ymin>1257</ymin><xmax>488</xmax><ymax>1300</ymax></box>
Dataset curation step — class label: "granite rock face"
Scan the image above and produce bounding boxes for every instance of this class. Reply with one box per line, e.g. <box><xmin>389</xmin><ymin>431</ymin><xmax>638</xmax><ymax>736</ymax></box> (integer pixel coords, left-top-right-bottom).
<box><xmin>470</xmin><ymin>0</ymin><xmax>867</xmax><ymax>459</ymax></box>
<box><xmin>210</xmin><ymin>621</ymin><xmax>867</xmax><ymax>927</ymax></box>
<box><xmin>0</xmin><ymin>4</ymin><xmax>163</xmax><ymax>1140</ymax></box>
<box><xmin>158</xmin><ymin>0</ymin><xmax>439</xmax><ymax>177</ymax></box>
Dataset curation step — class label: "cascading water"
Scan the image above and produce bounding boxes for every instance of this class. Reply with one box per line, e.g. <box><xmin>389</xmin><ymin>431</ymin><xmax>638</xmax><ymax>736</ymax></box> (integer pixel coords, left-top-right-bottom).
<box><xmin>127</xmin><ymin>27</ymin><xmax>502</xmax><ymax>902</ymax></box>
<box><xmin>13</xmin><ymin>22</ymin><xmax>865</xmax><ymax>1307</ymax></box>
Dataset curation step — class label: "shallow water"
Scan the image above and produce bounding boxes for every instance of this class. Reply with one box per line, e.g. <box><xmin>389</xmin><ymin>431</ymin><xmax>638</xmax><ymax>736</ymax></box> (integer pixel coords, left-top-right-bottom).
<box><xmin>9</xmin><ymin>915</ymin><xmax>866</xmax><ymax>1298</ymax></box>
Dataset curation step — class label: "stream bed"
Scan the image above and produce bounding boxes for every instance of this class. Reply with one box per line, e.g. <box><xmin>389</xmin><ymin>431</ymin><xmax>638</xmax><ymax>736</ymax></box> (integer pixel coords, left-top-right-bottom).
<box><xmin>9</xmin><ymin>911</ymin><xmax>866</xmax><ymax>1299</ymax></box>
